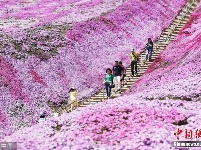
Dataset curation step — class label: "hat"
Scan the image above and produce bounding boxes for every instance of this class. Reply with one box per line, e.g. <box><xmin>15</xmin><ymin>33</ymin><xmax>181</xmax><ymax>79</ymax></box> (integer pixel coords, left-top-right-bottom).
<box><xmin>40</xmin><ymin>111</ymin><xmax>46</xmax><ymax>115</ymax></box>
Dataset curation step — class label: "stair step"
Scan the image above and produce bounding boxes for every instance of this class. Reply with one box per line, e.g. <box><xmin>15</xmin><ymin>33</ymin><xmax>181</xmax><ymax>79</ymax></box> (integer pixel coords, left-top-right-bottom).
<box><xmin>176</xmin><ymin>25</ymin><xmax>185</xmax><ymax>29</ymax></box>
<box><xmin>121</xmin><ymin>84</ymin><xmax>132</xmax><ymax>88</ymax></box>
<box><xmin>127</xmin><ymin>67</ymin><xmax>147</xmax><ymax>70</ymax></box>
<box><xmin>153</xmin><ymin>52</ymin><xmax>161</xmax><ymax>54</ymax></box>
<box><xmin>84</xmin><ymin>101</ymin><xmax>99</xmax><ymax>105</ymax></box>
<box><xmin>140</xmin><ymin>57</ymin><xmax>158</xmax><ymax>60</ymax></box>
<box><xmin>156</xmin><ymin>44</ymin><xmax>167</xmax><ymax>47</ymax></box>
<box><xmin>127</xmin><ymin>65</ymin><xmax>151</xmax><ymax>68</ymax></box>
<box><xmin>90</xmin><ymin>99</ymin><xmax>103</xmax><ymax>102</ymax></box>
<box><xmin>126</xmin><ymin>83</ymin><xmax>137</xmax><ymax>86</ymax></box>
<box><xmin>121</xmin><ymin>88</ymin><xmax>129</xmax><ymax>91</ymax></box>
<box><xmin>125</xmin><ymin>82</ymin><xmax>136</xmax><ymax>85</ymax></box>
<box><xmin>137</xmin><ymin>66</ymin><xmax>149</xmax><ymax>70</ymax></box>
<box><xmin>126</xmin><ymin>72</ymin><xmax>146</xmax><ymax>75</ymax></box>
<box><xmin>125</xmin><ymin>76</ymin><xmax>141</xmax><ymax>79</ymax></box>
<box><xmin>126</xmin><ymin>78</ymin><xmax>137</xmax><ymax>81</ymax></box>
<box><xmin>127</xmin><ymin>66</ymin><xmax>148</xmax><ymax>69</ymax></box>
<box><xmin>91</xmin><ymin>94</ymin><xmax>105</xmax><ymax>97</ymax></box>
<box><xmin>91</xmin><ymin>95</ymin><xmax>105</xmax><ymax>98</ymax></box>
<box><xmin>140</xmin><ymin>54</ymin><xmax>158</xmax><ymax>57</ymax></box>
<box><xmin>90</xmin><ymin>97</ymin><xmax>105</xmax><ymax>100</ymax></box>
<box><xmin>111</xmin><ymin>93</ymin><xmax>122</xmax><ymax>97</ymax></box>
<box><xmin>126</xmin><ymin>68</ymin><xmax>148</xmax><ymax>71</ymax></box>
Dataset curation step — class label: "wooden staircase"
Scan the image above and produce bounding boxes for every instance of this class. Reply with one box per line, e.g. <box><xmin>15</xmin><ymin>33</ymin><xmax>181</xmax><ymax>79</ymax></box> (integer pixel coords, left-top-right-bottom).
<box><xmin>49</xmin><ymin>0</ymin><xmax>200</xmax><ymax>114</ymax></box>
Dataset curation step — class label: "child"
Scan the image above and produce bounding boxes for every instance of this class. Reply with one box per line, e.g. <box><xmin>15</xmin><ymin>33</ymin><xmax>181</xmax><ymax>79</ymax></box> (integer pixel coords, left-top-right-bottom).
<box><xmin>69</xmin><ymin>88</ymin><xmax>79</xmax><ymax>111</ymax></box>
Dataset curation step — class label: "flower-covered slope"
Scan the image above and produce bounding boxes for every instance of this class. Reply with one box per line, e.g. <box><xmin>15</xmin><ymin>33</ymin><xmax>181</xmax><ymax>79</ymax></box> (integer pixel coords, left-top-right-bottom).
<box><xmin>2</xmin><ymin>96</ymin><xmax>201</xmax><ymax>150</ymax></box>
<box><xmin>0</xmin><ymin>0</ymin><xmax>124</xmax><ymax>29</ymax></box>
<box><xmin>0</xmin><ymin>0</ymin><xmax>186</xmax><ymax>139</ymax></box>
<box><xmin>1</xmin><ymin>3</ymin><xmax>201</xmax><ymax>149</ymax></box>
<box><xmin>126</xmin><ymin>2</ymin><xmax>201</xmax><ymax>101</ymax></box>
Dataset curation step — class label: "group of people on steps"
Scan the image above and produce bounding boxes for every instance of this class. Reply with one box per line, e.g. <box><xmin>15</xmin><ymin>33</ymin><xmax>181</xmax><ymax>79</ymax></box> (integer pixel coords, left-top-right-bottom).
<box><xmin>104</xmin><ymin>61</ymin><xmax>126</xmax><ymax>99</ymax></box>
<box><xmin>38</xmin><ymin>38</ymin><xmax>153</xmax><ymax>121</ymax></box>
<box><xmin>104</xmin><ymin>38</ymin><xmax>153</xmax><ymax>98</ymax></box>
<box><xmin>69</xmin><ymin>51</ymin><xmax>143</xmax><ymax>107</ymax></box>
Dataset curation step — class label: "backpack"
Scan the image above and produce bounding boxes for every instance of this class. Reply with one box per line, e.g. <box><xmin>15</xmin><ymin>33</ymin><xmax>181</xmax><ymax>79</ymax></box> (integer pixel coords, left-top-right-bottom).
<box><xmin>132</xmin><ymin>53</ymin><xmax>139</xmax><ymax>61</ymax></box>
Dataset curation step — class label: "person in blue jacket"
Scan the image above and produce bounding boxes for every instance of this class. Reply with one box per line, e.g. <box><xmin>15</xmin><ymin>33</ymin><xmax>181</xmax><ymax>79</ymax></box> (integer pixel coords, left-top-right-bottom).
<box><xmin>145</xmin><ymin>38</ymin><xmax>153</xmax><ymax>61</ymax></box>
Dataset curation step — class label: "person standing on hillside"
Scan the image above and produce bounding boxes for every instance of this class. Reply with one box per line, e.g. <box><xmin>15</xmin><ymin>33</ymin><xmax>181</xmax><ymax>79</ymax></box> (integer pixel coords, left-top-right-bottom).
<box><xmin>104</xmin><ymin>68</ymin><xmax>114</xmax><ymax>99</ymax></box>
<box><xmin>145</xmin><ymin>38</ymin><xmax>153</xmax><ymax>61</ymax></box>
<box><xmin>38</xmin><ymin>111</ymin><xmax>47</xmax><ymax>123</ymax></box>
<box><xmin>112</xmin><ymin>61</ymin><xmax>122</xmax><ymax>93</ymax></box>
<box><xmin>119</xmin><ymin>61</ymin><xmax>126</xmax><ymax>87</ymax></box>
<box><xmin>130</xmin><ymin>49</ymin><xmax>139</xmax><ymax>76</ymax></box>
<box><xmin>69</xmin><ymin>88</ymin><xmax>79</xmax><ymax>111</ymax></box>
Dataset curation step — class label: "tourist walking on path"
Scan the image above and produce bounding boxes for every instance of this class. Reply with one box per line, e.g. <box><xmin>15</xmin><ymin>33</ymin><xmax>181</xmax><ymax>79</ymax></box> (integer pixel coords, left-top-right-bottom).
<box><xmin>104</xmin><ymin>68</ymin><xmax>114</xmax><ymax>99</ymax></box>
<box><xmin>130</xmin><ymin>49</ymin><xmax>139</xmax><ymax>76</ymax></box>
<box><xmin>69</xmin><ymin>88</ymin><xmax>79</xmax><ymax>111</ymax></box>
<box><xmin>145</xmin><ymin>38</ymin><xmax>153</xmax><ymax>61</ymax></box>
<box><xmin>119</xmin><ymin>61</ymin><xmax>126</xmax><ymax>87</ymax></box>
<box><xmin>112</xmin><ymin>61</ymin><xmax>122</xmax><ymax>93</ymax></box>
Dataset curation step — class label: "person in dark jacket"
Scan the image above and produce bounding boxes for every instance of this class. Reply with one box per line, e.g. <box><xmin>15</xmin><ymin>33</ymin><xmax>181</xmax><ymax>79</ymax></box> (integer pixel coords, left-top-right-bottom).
<box><xmin>145</xmin><ymin>38</ymin><xmax>153</xmax><ymax>61</ymax></box>
<box><xmin>112</xmin><ymin>61</ymin><xmax>122</xmax><ymax>92</ymax></box>
<box><xmin>39</xmin><ymin>111</ymin><xmax>47</xmax><ymax>123</ymax></box>
<box><xmin>119</xmin><ymin>61</ymin><xmax>126</xmax><ymax>86</ymax></box>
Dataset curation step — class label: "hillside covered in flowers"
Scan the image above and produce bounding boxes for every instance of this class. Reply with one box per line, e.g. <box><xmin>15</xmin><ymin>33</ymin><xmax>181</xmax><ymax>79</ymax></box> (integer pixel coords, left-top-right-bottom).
<box><xmin>1</xmin><ymin>10</ymin><xmax>201</xmax><ymax>148</ymax></box>
<box><xmin>0</xmin><ymin>0</ymin><xmax>188</xmax><ymax>140</ymax></box>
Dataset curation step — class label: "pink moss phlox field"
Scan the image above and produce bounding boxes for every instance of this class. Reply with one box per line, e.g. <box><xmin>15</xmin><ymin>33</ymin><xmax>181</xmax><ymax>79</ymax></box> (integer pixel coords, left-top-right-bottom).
<box><xmin>0</xmin><ymin>0</ymin><xmax>122</xmax><ymax>28</ymax></box>
<box><xmin>0</xmin><ymin>56</ymin><xmax>23</xmax><ymax>100</ymax></box>
<box><xmin>0</xmin><ymin>0</ymin><xmax>186</xmax><ymax>139</ymax></box>
<box><xmin>2</xmin><ymin>96</ymin><xmax>201</xmax><ymax>149</ymax></box>
<box><xmin>126</xmin><ymin>3</ymin><xmax>201</xmax><ymax>101</ymax></box>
